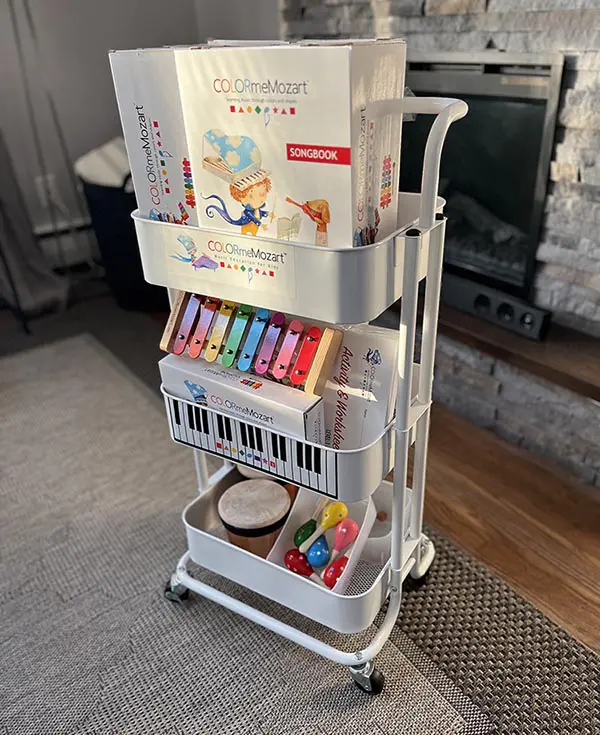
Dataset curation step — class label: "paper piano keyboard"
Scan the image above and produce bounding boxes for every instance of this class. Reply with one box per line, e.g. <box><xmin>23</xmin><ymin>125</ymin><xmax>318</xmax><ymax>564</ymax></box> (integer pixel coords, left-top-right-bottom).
<box><xmin>164</xmin><ymin>392</ymin><xmax>337</xmax><ymax>497</ymax></box>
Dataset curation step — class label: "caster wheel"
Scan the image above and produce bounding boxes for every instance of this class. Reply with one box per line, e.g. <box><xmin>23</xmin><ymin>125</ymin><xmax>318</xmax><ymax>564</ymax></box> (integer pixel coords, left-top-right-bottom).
<box><xmin>409</xmin><ymin>537</ymin><xmax>435</xmax><ymax>581</ymax></box>
<box><xmin>349</xmin><ymin>662</ymin><xmax>385</xmax><ymax>695</ymax></box>
<box><xmin>164</xmin><ymin>579</ymin><xmax>189</xmax><ymax>604</ymax></box>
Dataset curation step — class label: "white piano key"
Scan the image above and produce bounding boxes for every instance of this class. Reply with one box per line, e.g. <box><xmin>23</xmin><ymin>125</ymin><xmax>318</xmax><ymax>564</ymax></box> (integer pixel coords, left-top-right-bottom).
<box><xmin>185</xmin><ymin>403</ymin><xmax>200</xmax><ymax>449</ymax></box>
<box><xmin>255</xmin><ymin>426</ymin><xmax>270</xmax><ymax>473</ymax></box>
<box><xmin>207</xmin><ymin>412</ymin><xmax>218</xmax><ymax>455</ymax></box>
<box><xmin>230</xmin><ymin>419</ymin><xmax>244</xmax><ymax>465</ymax></box>
<box><xmin>326</xmin><ymin>452</ymin><xmax>337</xmax><ymax>497</ymax></box>
<box><xmin>168</xmin><ymin>398</ymin><xmax>181</xmax><ymax>442</ymax></box>
<box><xmin>220</xmin><ymin>415</ymin><xmax>233</xmax><ymax>460</ymax></box>
<box><xmin>198</xmin><ymin>407</ymin><xmax>210</xmax><ymax>451</ymax></box>
<box><xmin>312</xmin><ymin>446</ymin><xmax>326</xmax><ymax>494</ymax></box>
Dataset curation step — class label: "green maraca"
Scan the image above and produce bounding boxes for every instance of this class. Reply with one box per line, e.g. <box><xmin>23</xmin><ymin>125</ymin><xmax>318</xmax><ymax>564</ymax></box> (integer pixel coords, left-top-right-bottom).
<box><xmin>294</xmin><ymin>497</ymin><xmax>329</xmax><ymax>548</ymax></box>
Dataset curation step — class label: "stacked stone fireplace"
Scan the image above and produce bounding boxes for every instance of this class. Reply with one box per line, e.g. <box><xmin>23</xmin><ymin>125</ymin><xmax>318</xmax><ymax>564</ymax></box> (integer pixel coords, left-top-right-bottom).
<box><xmin>281</xmin><ymin>0</ymin><xmax>600</xmax><ymax>486</ymax></box>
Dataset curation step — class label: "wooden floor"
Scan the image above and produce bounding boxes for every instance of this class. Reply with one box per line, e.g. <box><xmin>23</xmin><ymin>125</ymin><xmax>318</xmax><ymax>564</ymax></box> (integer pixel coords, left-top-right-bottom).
<box><xmin>423</xmin><ymin>404</ymin><xmax>600</xmax><ymax>653</ymax></box>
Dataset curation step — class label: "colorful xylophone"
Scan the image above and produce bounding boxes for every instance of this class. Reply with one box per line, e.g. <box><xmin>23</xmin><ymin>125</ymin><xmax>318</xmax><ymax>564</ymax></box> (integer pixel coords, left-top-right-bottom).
<box><xmin>160</xmin><ymin>291</ymin><xmax>342</xmax><ymax>396</ymax></box>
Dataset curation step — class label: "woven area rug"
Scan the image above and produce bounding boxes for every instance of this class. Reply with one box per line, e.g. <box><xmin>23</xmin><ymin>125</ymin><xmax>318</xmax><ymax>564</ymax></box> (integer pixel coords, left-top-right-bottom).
<box><xmin>1</xmin><ymin>335</ymin><xmax>598</xmax><ymax>735</ymax></box>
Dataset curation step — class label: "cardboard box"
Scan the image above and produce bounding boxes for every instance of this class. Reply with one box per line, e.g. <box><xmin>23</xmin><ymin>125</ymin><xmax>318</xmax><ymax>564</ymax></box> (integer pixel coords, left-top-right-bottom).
<box><xmin>109</xmin><ymin>48</ymin><xmax>199</xmax><ymax>225</ymax></box>
<box><xmin>159</xmin><ymin>354</ymin><xmax>323</xmax><ymax>443</ymax></box>
<box><xmin>323</xmin><ymin>324</ymin><xmax>398</xmax><ymax>450</ymax></box>
<box><xmin>173</xmin><ymin>40</ymin><xmax>406</xmax><ymax>247</ymax></box>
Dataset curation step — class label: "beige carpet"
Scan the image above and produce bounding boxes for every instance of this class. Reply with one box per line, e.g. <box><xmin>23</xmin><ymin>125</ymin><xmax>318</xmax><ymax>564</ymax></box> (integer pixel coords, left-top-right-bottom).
<box><xmin>0</xmin><ymin>335</ymin><xmax>491</xmax><ymax>735</ymax></box>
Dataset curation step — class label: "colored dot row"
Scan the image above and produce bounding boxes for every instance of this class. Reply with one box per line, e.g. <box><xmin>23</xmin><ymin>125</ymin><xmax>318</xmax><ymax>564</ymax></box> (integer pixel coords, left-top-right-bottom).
<box><xmin>183</xmin><ymin>158</ymin><xmax>196</xmax><ymax>208</ymax></box>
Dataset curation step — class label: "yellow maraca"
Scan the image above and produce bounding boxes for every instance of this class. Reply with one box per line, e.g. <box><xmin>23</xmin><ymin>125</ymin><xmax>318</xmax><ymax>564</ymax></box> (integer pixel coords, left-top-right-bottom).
<box><xmin>298</xmin><ymin>501</ymin><xmax>348</xmax><ymax>554</ymax></box>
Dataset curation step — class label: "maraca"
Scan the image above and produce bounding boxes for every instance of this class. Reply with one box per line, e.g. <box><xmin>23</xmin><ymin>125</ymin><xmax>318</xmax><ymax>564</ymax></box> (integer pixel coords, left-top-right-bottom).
<box><xmin>294</xmin><ymin>496</ymin><xmax>329</xmax><ymax>548</ymax></box>
<box><xmin>306</xmin><ymin>535</ymin><xmax>330</xmax><ymax>568</ymax></box>
<box><xmin>284</xmin><ymin>548</ymin><xmax>323</xmax><ymax>585</ymax></box>
<box><xmin>325</xmin><ymin>518</ymin><xmax>359</xmax><ymax>567</ymax></box>
<box><xmin>298</xmin><ymin>501</ymin><xmax>348</xmax><ymax>554</ymax></box>
<box><xmin>322</xmin><ymin>555</ymin><xmax>349</xmax><ymax>589</ymax></box>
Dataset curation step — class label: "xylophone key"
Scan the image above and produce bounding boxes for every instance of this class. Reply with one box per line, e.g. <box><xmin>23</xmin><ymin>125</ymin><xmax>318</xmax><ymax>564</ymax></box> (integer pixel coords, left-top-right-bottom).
<box><xmin>272</xmin><ymin>320</ymin><xmax>303</xmax><ymax>381</ymax></box>
<box><xmin>205</xmin><ymin>300</ymin><xmax>236</xmax><ymax>363</ymax></box>
<box><xmin>290</xmin><ymin>326</ymin><xmax>321</xmax><ymax>386</ymax></box>
<box><xmin>238</xmin><ymin>308</ymin><xmax>270</xmax><ymax>372</ymax></box>
<box><xmin>255</xmin><ymin>312</ymin><xmax>286</xmax><ymax>375</ymax></box>
<box><xmin>222</xmin><ymin>304</ymin><xmax>253</xmax><ymax>368</ymax></box>
<box><xmin>172</xmin><ymin>294</ymin><xmax>202</xmax><ymax>355</ymax></box>
<box><xmin>188</xmin><ymin>297</ymin><xmax>220</xmax><ymax>358</ymax></box>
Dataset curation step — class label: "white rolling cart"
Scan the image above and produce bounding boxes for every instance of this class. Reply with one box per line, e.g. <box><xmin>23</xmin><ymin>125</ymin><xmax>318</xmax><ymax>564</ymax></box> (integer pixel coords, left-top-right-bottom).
<box><xmin>133</xmin><ymin>96</ymin><xmax>467</xmax><ymax>695</ymax></box>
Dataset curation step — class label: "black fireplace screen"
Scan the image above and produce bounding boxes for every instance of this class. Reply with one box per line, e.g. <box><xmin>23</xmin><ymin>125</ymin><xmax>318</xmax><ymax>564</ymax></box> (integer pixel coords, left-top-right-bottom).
<box><xmin>400</xmin><ymin>52</ymin><xmax>563</xmax><ymax>299</ymax></box>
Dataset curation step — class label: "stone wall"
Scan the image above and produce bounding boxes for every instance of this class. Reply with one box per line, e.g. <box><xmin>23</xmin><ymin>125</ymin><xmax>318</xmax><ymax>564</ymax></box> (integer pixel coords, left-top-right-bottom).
<box><xmin>281</xmin><ymin>0</ymin><xmax>600</xmax><ymax>337</ymax></box>
<box><xmin>433</xmin><ymin>333</ymin><xmax>600</xmax><ymax>486</ymax></box>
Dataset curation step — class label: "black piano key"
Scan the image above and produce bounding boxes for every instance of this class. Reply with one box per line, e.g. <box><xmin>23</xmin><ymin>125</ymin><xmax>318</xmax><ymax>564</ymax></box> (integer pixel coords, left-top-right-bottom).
<box><xmin>224</xmin><ymin>416</ymin><xmax>233</xmax><ymax>441</ymax></box>
<box><xmin>247</xmin><ymin>425</ymin><xmax>256</xmax><ymax>450</ymax></box>
<box><xmin>193</xmin><ymin>406</ymin><xmax>201</xmax><ymax>432</ymax></box>
<box><xmin>279</xmin><ymin>436</ymin><xmax>287</xmax><ymax>462</ymax></box>
<box><xmin>255</xmin><ymin>428</ymin><xmax>263</xmax><ymax>453</ymax></box>
<box><xmin>200</xmin><ymin>408</ymin><xmax>210</xmax><ymax>434</ymax></box>
<box><xmin>173</xmin><ymin>400</ymin><xmax>181</xmax><ymax>426</ymax></box>
<box><xmin>313</xmin><ymin>447</ymin><xmax>322</xmax><ymax>474</ymax></box>
<box><xmin>216</xmin><ymin>414</ymin><xmax>224</xmax><ymax>439</ymax></box>
<box><xmin>187</xmin><ymin>404</ymin><xmax>195</xmax><ymax>430</ymax></box>
<box><xmin>271</xmin><ymin>433</ymin><xmax>279</xmax><ymax>459</ymax></box>
<box><xmin>240</xmin><ymin>422</ymin><xmax>248</xmax><ymax>446</ymax></box>
<box><xmin>296</xmin><ymin>441</ymin><xmax>304</xmax><ymax>468</ymax></box>
<box><xmin>304</xmin><ymin>445</ymin><xmax>312</xmax><ymax>471</ymax></box>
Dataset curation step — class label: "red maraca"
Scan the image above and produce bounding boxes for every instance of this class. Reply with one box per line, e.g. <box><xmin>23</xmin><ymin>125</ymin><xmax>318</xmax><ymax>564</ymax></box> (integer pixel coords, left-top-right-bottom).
<box><xmin>322</xmin><ymin>555</ymin><xmax>349</xmax><ymax>589</ymax></box>
<box><xmin>328</xmin><ymin>518</ymin><xmax>359</xmax><ymax>565</ymax></box>
<box><xmin>284</xmin><ymin>548</ymin><xmax>323</xmax><ymax>585</ymax></box>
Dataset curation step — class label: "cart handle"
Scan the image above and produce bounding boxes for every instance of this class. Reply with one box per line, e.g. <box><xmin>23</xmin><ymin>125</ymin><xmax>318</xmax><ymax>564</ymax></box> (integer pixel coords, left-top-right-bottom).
<box><xmin>370</xmin><ymin>97</ymin><xmax>468</xmax><ymax>230</ymax></box>
<box><xmin>407</xmin><ymin>97</ymin><xmax>468</xmax><ymax>230</ymax></box>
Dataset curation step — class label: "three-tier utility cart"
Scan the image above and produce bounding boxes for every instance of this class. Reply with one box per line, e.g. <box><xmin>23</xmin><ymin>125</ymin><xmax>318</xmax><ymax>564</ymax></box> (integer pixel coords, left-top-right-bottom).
<box><xmin>133</xmin><ymin>96</ymin><xmax>467</xmax><ymax>695</ymax></box>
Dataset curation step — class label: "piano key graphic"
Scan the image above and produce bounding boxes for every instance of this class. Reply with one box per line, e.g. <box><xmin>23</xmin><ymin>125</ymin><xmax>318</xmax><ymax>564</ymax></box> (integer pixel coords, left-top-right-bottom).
<box><xmin>163</xmin><ymin>394</ymin><xmax>334</xmax><ymax>496</ymax></box>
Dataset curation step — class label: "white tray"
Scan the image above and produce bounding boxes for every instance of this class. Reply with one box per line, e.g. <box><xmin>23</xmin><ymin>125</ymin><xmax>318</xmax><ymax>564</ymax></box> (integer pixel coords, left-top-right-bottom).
<box><xmin>183</xmin><ymin>468</ymin><xmax>394</xmax><ymax>633</ymax></box>
<box><xmin>132</xmin><ymin>193</ymin><xmax>444</xmax><ymax>324</ymax></box>
<box><xmin>163</xmin><ymin>372</ymin><xmax>425</xmax><ymax>502</ymax></box>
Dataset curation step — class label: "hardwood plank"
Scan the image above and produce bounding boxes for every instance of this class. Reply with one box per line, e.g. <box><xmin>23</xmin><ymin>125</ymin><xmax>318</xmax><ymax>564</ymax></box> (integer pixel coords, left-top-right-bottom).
<box><xmin>421</xmin><ymin>404</ymin><xmax>600</xmax><ymax>652</ymax></box>
<box><xmin>438</xmin><ymin>305</ymin><xmax>600</xmax><ymax>402</ymax></box>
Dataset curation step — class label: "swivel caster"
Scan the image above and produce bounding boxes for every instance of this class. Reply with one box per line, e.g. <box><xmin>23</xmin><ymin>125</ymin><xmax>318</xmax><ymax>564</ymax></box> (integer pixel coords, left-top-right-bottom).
<box><xmin>164</xmin><ymin>578</ymin><xmax>189</xmax><ymax>604</ymax></box>
<box><xmin>409</xmin><ymin>536</ymin><xmax>435</xmax><ymax>581</ymax></box>
<box><xmin>349</xmin><ymin>661</ymin><xmax>385</xmax><ymax>695</ymax></box>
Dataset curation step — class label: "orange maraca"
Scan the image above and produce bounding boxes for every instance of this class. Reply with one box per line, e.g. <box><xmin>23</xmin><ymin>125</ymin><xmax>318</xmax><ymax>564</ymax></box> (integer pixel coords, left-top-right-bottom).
<box><xmin>298</xmin><ymin>501</ymin><xmax>348</xmax><ymax>554</ymax></box>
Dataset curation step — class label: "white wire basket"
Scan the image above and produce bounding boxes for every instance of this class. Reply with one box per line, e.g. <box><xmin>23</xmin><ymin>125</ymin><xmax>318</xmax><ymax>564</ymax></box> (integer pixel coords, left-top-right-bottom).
<box><xmin>162</xmin><ymin>360</ymin><xmax>423</xmax><ymax>503</ymax></box>
<box><xmin>132</xmin><ymin>193</ymin><xmax>444</xmax><ymax>324</ymax></box>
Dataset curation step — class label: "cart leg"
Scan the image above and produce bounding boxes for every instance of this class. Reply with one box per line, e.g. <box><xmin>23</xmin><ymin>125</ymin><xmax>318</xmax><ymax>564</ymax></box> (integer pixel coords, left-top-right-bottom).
<box><xmin>349</xmin><ymin>660</ymin><xmax>385</xmax><ymax>695</ymax></box>
<box><xmin>409</xmin><ymin>535</ymin><xmax>436</xmax><ymax>581</ymax></box>
<box><xmin>164</xmin><ymin>572</ymin><xmax>189</xmax><ymax>604</ymax></box>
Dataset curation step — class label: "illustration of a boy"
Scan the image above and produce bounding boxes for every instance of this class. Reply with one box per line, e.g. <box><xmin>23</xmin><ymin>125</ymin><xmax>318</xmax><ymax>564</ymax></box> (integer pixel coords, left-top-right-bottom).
<box><xmin>203</xmin><ymin>174</ymin><xmax>272</xmax><ymax>237</ymax></box>
<box><xmin>201</xmin><ymin>129</ymin><xmax>273</xmax><ymax>236</ymax></box>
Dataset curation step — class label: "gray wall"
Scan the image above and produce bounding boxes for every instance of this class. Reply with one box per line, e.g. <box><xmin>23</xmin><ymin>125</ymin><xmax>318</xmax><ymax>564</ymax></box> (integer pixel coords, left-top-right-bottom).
<box><xmin>0</xmin><ymin>0</ymin><xmax>281</xmax><ymax>233</ymax></box>
<box><xmin>0</xmin><ymin>0</ymin><xmax>200</xmax><ymax>231</ymax></box>
<box><xmin>194</xmin><ymin>0</ymin><xmax>281</xmax><ymax>42</ymax></box>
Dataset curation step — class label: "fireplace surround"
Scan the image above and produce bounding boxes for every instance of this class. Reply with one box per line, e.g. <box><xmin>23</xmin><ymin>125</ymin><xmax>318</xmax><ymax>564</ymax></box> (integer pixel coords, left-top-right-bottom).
<box><xmin>282</xmin><ymin>1</ymin><xmax>600</xmax><ymax>339</ymax></box>
<box><xmin>401</xmin><ymin>51</ymin><xmax>563</xmax><ymax>300</ymax></box>
<box><xmin>282</xmin><ymin>1</ymin><xmax>600</xmax><ymax>487</ymax></box>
